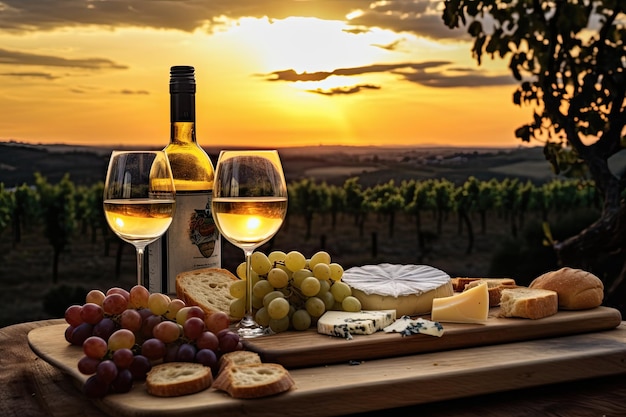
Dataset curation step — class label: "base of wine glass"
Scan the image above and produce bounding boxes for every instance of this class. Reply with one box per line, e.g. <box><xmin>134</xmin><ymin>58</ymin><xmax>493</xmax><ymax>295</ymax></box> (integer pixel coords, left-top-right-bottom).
<box><xmin>236</xmin><ymin>316</ymin><xmax>265</xmax><ymax>338</ymax></box>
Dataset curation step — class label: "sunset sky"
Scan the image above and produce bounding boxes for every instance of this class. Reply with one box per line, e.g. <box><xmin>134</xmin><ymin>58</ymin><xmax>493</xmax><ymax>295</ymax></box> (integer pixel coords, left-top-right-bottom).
<box><xmin>0</xmin><ymin>0</ymin><xmax>532</xmax><ymax>149</ymax></box>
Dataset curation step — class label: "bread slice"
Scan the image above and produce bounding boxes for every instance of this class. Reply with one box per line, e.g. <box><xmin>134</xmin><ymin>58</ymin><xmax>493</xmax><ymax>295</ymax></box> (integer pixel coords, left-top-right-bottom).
<box><xmin>176</xmin><ymin>268</ymin><xmax>239</xmax><ymax>322</ymax></box>
<box><xmin>465</xmin><ymin>279</ymin><xmax>518</xmax><ymax>307</ymax></box>
<box><xmin>212</xmin><ymin>363</ymin><xmax>295</xmax><ymax>399</ymax></box>
<box><xmin>146</xmin><ymin>362</ymin><xmax>213</xmax><ymax>397</ymax></box>
<box><xmin>218</xmin><ymin>350</ymin><xmax>262</xmax><ymax>374</ymax></box>
<box><xmin>498</xmin><ymin>287</ymin><xmax>558</xmax><ymax>319</ymax></box>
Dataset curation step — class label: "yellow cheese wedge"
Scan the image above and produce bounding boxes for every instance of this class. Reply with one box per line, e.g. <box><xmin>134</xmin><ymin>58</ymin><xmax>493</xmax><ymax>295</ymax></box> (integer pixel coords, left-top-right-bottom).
<box><xmin>431</xmin><ymin>281</ymin><xmax>489</xmax><ymax>324</ymax></box>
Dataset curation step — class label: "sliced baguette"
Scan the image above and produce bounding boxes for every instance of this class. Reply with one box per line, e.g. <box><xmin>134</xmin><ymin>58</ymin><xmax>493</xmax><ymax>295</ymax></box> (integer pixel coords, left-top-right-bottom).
<box><xmin>498</xmin><ymin>287</ymin><xmax>558</xmax><ymax>319</ymax></box>
<box><xmin>176</xmin><ymin>268</ymin><xmax>239</xmax><ymax>322</ymax></box>
<box><xmin>213</xmin><ymin>363</ymin><xmax>295</xmax><ymax>399</ymax></box>
<box><xmin>146</xmin><ymin>362</ymin><xmax>213</xmax><ymax>397</ymax></box>
<box><xmin>218</xmin><ymin>350</ymin><xmax>262</xmax><ymax>374</ymax></box>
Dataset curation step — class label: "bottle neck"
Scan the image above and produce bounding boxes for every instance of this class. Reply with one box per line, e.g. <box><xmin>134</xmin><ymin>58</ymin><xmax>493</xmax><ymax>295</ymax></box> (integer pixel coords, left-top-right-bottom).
<box><xmin>170</xmin><ymin>92</ymin><xmax>196</xmax><ymax>144</ymax></box>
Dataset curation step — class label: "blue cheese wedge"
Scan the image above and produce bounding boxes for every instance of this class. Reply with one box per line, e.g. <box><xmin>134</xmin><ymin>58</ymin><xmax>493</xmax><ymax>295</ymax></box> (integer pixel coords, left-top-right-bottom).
<box><xmin>383</xmin><ymin>316</ymin><xmax>444</xmax><ymax>337</ymax></box>
<box><xmin>317</xmin><ymin>310</ymin><xmax>396</xmax><ymax>340</ymax></box>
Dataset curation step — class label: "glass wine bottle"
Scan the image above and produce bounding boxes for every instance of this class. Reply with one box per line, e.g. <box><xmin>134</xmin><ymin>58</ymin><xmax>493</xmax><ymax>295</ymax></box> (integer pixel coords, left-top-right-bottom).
<box><xmin>146</xmin><ymin>65</ymin><xmax>221</xmax><ymax>294</ymax></box>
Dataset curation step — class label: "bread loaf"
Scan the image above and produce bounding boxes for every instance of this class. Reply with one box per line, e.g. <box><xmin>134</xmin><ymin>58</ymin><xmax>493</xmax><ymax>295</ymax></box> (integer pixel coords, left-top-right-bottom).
<box><xmin>529</xmin><ymin>267</ymin><xmax>604</xmax><ymax>310</ymax></box>
<box><xmin>218</xmin><ymin>350</ymin><xmax>262</xmax><ymax>374</ymax></box>
<box><xmin>176</xmin><ymin>268</ymin><xmax>239</xmax><ymax>322</ymax></box>
<box><xmin>498</xmin><ymin>287</ymin><xmax>558</xmax><ymax>319</ymax></box>
<box><xmin>213</xmin><ymin>363</ymin><xmax>295</xmax><ymax>399</ymax></box>
<box><xmin>146</xmin><ymin>362</ymin><xmax>213</xmax><ymax>397</ymax></box>
<box><xmin>464</xmin><ymin>278</ymin><xmax>517</xmax><ymax>307</ymax></box>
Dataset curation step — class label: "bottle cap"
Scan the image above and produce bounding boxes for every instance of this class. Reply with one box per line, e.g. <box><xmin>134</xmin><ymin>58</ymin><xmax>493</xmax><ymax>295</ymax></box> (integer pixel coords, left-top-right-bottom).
<box><xmin>170</xmin><ymin>65</ymin><xmax>196</xmax><ymax>94</ymax></box>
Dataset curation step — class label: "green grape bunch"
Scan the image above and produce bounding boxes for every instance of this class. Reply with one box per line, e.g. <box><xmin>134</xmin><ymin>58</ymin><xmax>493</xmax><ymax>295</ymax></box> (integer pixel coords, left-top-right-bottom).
<box><xmin>229</xmin><ymin>250</ymin><xmax>361</xmax><ymax>334</ymax></box>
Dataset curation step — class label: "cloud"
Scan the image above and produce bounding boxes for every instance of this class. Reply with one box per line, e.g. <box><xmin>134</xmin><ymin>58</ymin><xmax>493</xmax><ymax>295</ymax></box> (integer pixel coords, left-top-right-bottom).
<box><xmin>308</xmin><ymin>84</ymin><xmax>380</xmax><ymax>96</ymax></box>
<box><xmin>0</xmin><ymin>48</ymin><xmax>127</xmax><ymax>70</ymax></box>
<box><xmin>118</xmin><ymin>89</ymin><xmax>150</xmax><ymax>95</ymax></box>
<box><xmin>0</xmin><ymin>71</ymin><xmax>59</xmax><ymax>80</ymax></box>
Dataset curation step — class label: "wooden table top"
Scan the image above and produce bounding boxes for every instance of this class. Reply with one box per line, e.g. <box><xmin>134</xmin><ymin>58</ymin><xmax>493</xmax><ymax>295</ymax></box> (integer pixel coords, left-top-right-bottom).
<box><xmin>3</xmin><ymin>318</ymin><xmax>626</xmax><ymax>417</ymax></box>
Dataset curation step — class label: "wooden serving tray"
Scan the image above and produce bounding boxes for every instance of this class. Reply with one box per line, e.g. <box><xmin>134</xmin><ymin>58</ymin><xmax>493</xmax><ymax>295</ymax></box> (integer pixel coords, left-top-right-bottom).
<box><xmin>28</xmin><ymin>311</ymin><xmax>626</xmax><ymax>417</ymax></box>
<box><xmin>244</xmin><ymin>306</ymin><xmax>623</xmax><ymax>368</ymax></box>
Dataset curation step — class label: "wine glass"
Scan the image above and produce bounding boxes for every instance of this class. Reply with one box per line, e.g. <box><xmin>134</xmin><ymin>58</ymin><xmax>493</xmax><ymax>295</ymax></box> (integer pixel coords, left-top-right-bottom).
<box><xmin>212</xmin><ymin>150</ymin><xmax>288</xmax><ymax>338</ymax></box>
<box><xmin>103</xmin><ymin>151</ymin><xmax>176</xmax><ymax>287</ymax></box>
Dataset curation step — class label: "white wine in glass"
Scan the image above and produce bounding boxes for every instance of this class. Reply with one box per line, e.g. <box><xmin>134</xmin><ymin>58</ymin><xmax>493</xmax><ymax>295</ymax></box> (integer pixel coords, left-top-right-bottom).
<box><xmin>103</xmin><ymin>151</ymin><xmax>176</xmax><ymax>287</ymax></box>
<box><xmin>212</xmin><ymin>150</ymin><xmax>287</xmax><ymax>338</ymax></box>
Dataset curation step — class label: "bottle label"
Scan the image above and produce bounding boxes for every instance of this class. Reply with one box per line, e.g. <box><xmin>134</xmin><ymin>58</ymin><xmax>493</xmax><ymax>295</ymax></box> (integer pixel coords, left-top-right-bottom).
<box><xmin>147</xmin><ymin>191</ymin><xmax>221</xmax><ymax>294</ymax></box>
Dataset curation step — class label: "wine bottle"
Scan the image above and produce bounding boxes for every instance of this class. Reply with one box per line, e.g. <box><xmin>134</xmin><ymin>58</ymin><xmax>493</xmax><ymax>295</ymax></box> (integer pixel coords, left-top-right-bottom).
<box><xmin>146</xmin><ymin>65</ymin><xmax>221</xmax><ymax>294</ymax></box>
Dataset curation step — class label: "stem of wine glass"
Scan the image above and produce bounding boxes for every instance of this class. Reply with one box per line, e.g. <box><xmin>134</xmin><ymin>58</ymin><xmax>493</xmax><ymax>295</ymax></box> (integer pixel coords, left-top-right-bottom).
<box><xmin>135</xmin><ymin>246</ymin><xmax>145</xmax><ymax>287</ymax></box>
<box><xmin>237</xmin><ymin>248</ymin><xmax>265</xmax><ymax>338</ymax></box>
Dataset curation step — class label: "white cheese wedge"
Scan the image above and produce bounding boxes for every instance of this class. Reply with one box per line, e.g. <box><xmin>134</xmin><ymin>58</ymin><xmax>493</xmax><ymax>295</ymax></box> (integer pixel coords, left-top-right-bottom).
<box><xmin>431</xmin><ymin>281</ymin><xmax>489</xmax><ymax>324</ymax></box>
<box><xmin>383</xmin><ymin>316</ymin><xmax>444</xmax><ymax>337</ymax></box>
<box><xmin>341</xmin><ymin>264</ymin><xmax>453</xmax><ymax>316</ymax></box>
<box><xmin>317</xmin><ymin>310</ymin><xmax>397</xmax><ymax>340</ymax></box>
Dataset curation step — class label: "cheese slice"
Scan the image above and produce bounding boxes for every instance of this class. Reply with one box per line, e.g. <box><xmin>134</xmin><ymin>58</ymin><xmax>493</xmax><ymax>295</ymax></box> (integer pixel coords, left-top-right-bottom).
<box><xmin>383</xmin><ymin>316</ymin><xmax>444</xmax><ymax>337</ymax></box>
<box><xmin>431</xmin><ymin>281</ymin><xmax>489</xmax><ymax>324</ymax></box>
<box><xmin>317</xmin><ymin>310</ymin><xmax>396</xmax><ymax>340</ymax></box>
<box><xmin>341</xmin><ymin>264</ymin><xmax>453</xmax><ymax>316</ymax></box>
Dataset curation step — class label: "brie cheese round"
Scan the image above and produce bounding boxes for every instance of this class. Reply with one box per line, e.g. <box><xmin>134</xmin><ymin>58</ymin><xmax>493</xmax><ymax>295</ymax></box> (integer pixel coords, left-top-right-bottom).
<box><xmin>341</xmin><ymin>264</ymin><xmax>453</xmax><ymax>316</ymax></box>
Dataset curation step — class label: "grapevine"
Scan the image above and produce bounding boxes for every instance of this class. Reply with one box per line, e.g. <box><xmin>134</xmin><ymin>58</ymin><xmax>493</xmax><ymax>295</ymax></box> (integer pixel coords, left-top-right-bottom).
<box><xmin>229</xmin><ymin>250</ymin><xmax>360</xmax><ymax>333</ymax></box>
<box><xmin>63</xmin><ymin>285</ymin><xmax>240</xmax><ymax>398</ymax></box>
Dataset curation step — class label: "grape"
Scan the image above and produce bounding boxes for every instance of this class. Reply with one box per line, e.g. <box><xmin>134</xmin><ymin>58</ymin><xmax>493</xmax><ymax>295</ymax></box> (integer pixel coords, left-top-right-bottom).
<box><xmin>309</xmin><ymin>250</ymin><xmax>331</xmax><ymax>268</ymax></box>
<box><xmin>147</xmin><ymin>292</ymin><xmax>170</xmax><ymax>316</ymax></box>
<box><xmin>252</xmin><ymin>279</ymin><xmax>274</xmax><ymax>299</ymax></box>
<box><xmin>251</xmin><ymin>251</ymin><xmax>272</xmax><ymax>275</ymax></box>
<box><xmin>268</xmin><ymin>250</ymin><xmax>286</xmax><ymax>264</ymax></box>
<box><xmin>141</xmin><ymin>314</ymin><xmax>163</xmax><ymax>339</ymax></box>
<box><xmin>254</xmin><ymin>307</ymin><xmax>271</xmax><ymax>326</ymax></box>
<box><xmin>320</xmin><ymin>291</ymin><xmax>336</xmax><ymax>310</ymax></box>
<box><xmin>330</xmin><ymin>281</ymin><xmax>352</xmax><ymax>303</ymax></box>
<box><xmin>229</xmin><ymin>297</ymin><xmax>245</xmax><ymax>319</ymax></box>
<box><xmin>107</xmin><ymin>287</ymin><xmax>130</xmax><ymax>303</ymax></box>
<box><xmin>112</xmin><ymin>348</ymin><xmax>134</xmax><ymax>369</ymax></box>
<box><xmin>236</xmin><ymin>261</ymin><xmax>247</xmax><ymax>279</ymax></box>
<box><xmin>292</xmin><ymin>268</ymin><xmax>313</xmax><ymax>288</ymax></box>
<box><xmin>65</xmin><ymin>305</ymin><xmax>83</xmax><ymax>327</ymax></box>
<box><xmin>93</xmin><ymin>317</ymin><xmax>117</xmax><ymax>340</ymax></box>
<box><xmin>284</xmin><ymin>250</ymin><xmax>307</xmax><ymax>272</ymax></box>
<box><xmin>195</xmin><ymin>349</ymin><xmax>218</xmax><ymax>369</ymax></box>
<box><xmin>102</xmin><ymin>293</ymin><xmax>127</xmax><ymax>315</ymax></box>
<box><xmin>129</xmin><ymin>285</ymin><xmax>150</xmax><ymax>309</ymax></box>
<box><xmin>183</xmin><ymin>316</ymin><xmax>205</xmax><ymax>340</ymax></box>
<box><xmin>218</xmin><ymin>331</ymin><xmax>240</xmax><ymax>353</ymax></box>
<box><xmin>71</xmin><ymin>323</ymin><xmax>94</xmax><ymax>346</ymax></box>
<box><xmin>176</xmin><ymin>343</ymin><xmax>197</xmax><ymax>362</ymax></box>
<box><xmin>80</xmin><ymin>303</ymin><xmax>104</xmax><ymax>325</ymax></box>
<box><xmin>78</xmin><ymin>355</ymin><xmax>101</xmax><ymax>375</ymax></box>
<box><xmin>305</xmin><ymin>296</ymin><xmax>326</xmax><ymax>317</ymax></box>
<box><xmin>291</xmin><ymin>309</ymin><xmax>312</xmax><ymax>331</ymax></box>
<box><xmin>229</xmin><ymin>280</ymin><xmax>246</xmax><ymax>299</ymax></box>
<box><xmin>108</xmin><ymin>329</ymin><xmax>135</xmax><ymax>351</ymax></box>
<box><xmin>196</xmin><ymin>331</ymin><xmax>219</xmax><ymax>351</ymax></box>
<box><xmin>83</xmin><ymin>336</ymin><xmax>108</xmax><ymax>359</ymax></box>
<box><xmin>129</xmin><ymin>355</ymin><xmax>151</xmax><ymax>380</ymax></box>
<box><xmin>342</xmin><ymin>295</ymin><xmax>362</xmax><ymax>312</ymax></box>
<box><xmin>267</xmin><ymin>297</ymin><xmax>290</xmax><ymax>320</ymax></box>
<box><xmin>318</xmin><ymin>279</ymin><xmax>331</xmax><ymax>295</ymax></box>
<box><xmin>267</xmin><ymin>268</ymin><xmax>289</xmax><ymax>288</ymax></box>
<box><xmin>164</xmin><ymin>344</ymin><xmax>179</xmax><ymax>362</ymax></box>
<box><xmin>262</xmin><ymin>291</ymin><xmax>285</xmax><ymax>308</ymax></box>
<box><xmin>329</xmin><ymin>263</ymin><xmax>344</xmax><ymax>281</ymax></box>
<box><xmin>205</xmin><ymin>311</ymin><xmax>230</xmax><ymax>334</ymax></box>
<box><xmin>153</xmin><ymin>320</ymin><xmax>181</xmax><ymax>344</ymax></box>
<box><xmin>141</xmin><ymin>338</ymin><xmax>166</xmax><ymax>361</ymax></box>
<box><xmin>96</xmin><ymin>360</ymin><xmax>118</xmax><ymax>385</ymax></box>
<box><xmin>86</xmin><ymin>289</ymin><xmax>106</xmax><ymax>306</ymax></box>
<box><xmin>65</xmin><ymin>325</ymin><xmax>74</xmax><ymax>343</ymax></box>
<box><xmin>300</xmin><ymin>277</ymin><xmax>321</xmax><ymax>297</ymax></box>
<box><xmin>119</xmin><ymin>308</ymin><xmax>142</xmax><ymax>332</ymax></box>
<box><xmin>84</xmin><ymin>374</ymin><xmax>109</xmax><ymax>399</ymax></box>
<box><xmin>164</xmin><ymin>298</ymin><xmax>186</xmax><ymax>320</ymax></box>
<box><xmin>186</xmin><ymin>306</ymin><xmax>206</xmax><ymax>320</ymax></box>
<box><xmin>312</xmin><ymin>263</ymin><xmax>331</xmax><ymax>280</ymax></box>
<box><xmin>269</xmin><ymin>316</ymin><xmax>290</xmax><ymax>333</ymax></box>
<box><xmin>110</xmin><ymin>369</ymin><xmax>133</xmax><ymax>394</ymax></box>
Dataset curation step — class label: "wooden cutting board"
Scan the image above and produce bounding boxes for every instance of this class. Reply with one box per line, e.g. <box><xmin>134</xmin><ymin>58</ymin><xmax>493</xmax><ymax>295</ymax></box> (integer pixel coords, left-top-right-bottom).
<box><xmin>27</xmin><ymin>311</ymin><xmax>626</xmax><ymax>417</ymax></box>
<box><xmin>243</xmin><ymin>306</ymin><xmax>623</xmax><ymax>368</ymax></box>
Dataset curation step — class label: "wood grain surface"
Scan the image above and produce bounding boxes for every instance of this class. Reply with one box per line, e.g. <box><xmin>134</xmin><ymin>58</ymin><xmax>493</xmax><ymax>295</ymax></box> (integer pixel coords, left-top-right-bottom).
<box><xmin>23</xmin><ymin>309</ymin><xmax>626</xmax><ymax>417</ymax></box>
<box><xmin>244</xmin><ymin>307</ymin><xmax>623</xmax><ymax>367</ymax></box>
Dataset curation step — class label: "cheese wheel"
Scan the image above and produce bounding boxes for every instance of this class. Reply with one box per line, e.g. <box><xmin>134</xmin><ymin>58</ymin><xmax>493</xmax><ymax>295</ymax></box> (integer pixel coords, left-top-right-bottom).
<box><xmin>341</xmin><ymin>264</ymin><xmax>453</xmax><ymax>316</ymax></box>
